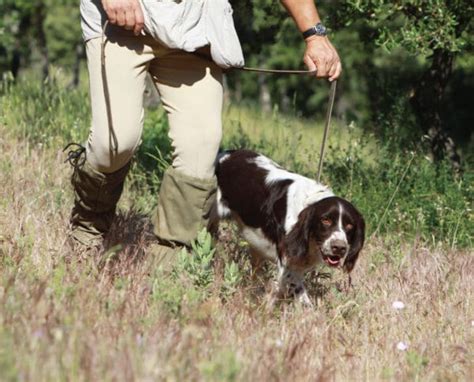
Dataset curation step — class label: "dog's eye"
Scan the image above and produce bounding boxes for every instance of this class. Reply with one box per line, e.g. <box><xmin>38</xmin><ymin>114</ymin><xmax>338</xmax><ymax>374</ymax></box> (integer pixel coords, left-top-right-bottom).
<box><xmin>345</xmin><ymin>223</ymin><xmax>354</xmax><ymax>231</ymax></box>
<box><xmin>321</xmin><ymin>218</ymin><xmax>332</xmax><ymax>226</ymax></box>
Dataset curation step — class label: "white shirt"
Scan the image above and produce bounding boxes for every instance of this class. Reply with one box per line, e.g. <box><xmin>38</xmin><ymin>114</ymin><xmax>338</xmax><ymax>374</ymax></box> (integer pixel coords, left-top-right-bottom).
<box><xmin>80</xmin><ymin>0</ymin><xmax>244</xmax><ymax>69</ymax></box>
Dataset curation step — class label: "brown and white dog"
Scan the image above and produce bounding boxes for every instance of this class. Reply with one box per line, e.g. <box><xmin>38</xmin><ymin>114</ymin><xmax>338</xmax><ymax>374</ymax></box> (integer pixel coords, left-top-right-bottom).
<box><xmin>213</xmin><ymin>149</ymin><xmax>365</xmax><ymax>305</ymax></box>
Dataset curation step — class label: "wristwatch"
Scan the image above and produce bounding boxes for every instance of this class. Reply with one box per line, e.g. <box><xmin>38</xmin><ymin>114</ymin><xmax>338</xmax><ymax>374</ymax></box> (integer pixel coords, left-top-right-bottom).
<box><xmin>302</xmin><ymin>22</ymin><xmax>327</xmax><ymax>39</ymax></box>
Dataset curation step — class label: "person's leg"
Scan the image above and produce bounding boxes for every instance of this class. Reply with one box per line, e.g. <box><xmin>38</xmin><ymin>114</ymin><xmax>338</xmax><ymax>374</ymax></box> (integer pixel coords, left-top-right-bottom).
<box><xmin>69</xmin><ymin>34</ymin><xmax>154</xmax><ymax>247</ymax></box>
<box><xmin>149</xmin><ymin>48</ymin><xmax>224</xmax><ymax>247</ymax></box>
<box><xmin>85</xmin><ymin>34</ymin><xmax>153</xmax><ymax>173</ymax></box>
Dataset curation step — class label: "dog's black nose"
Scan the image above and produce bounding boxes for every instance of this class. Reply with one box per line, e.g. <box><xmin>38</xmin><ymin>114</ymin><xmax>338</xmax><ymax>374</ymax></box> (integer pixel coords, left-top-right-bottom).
<box><xmin>331</xmin><ymin>241</ymin><xmax>347</xmax><ymax>256</ymax></box>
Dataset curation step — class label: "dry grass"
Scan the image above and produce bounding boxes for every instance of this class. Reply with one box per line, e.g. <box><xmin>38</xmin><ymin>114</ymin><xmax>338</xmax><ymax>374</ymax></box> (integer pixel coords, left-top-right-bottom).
<box><xmin>0</xmin><ymin>127</ymin><xmax>473</xmax><ymax>382</ymax></box>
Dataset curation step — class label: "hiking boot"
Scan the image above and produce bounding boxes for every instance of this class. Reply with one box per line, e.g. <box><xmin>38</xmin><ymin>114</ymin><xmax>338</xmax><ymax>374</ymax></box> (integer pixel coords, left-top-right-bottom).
<box><xmin>65</xmin><ymin>144</ymin><xmax>130</xmax><ymax>248</ymax></box>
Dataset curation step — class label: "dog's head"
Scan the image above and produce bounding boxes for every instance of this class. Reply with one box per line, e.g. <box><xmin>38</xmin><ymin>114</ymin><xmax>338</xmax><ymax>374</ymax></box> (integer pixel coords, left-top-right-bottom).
<box><xmin>283</xmin><ymin>196</ymin><xmax>365</xmax><ymax>273</ymax></box>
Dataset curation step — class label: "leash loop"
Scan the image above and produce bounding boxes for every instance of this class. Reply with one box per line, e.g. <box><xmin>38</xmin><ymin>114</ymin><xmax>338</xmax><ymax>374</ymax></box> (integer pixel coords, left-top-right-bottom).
<box><xmin>63</xmin><ymin>143</ymin><xmax>86</xmax><ymax>169</ymax></box>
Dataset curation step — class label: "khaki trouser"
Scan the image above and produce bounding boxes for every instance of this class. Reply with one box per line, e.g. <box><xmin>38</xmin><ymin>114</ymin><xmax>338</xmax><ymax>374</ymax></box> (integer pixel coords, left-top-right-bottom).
<box><xmin>85</xmin><ymin>32</ymin><xmax>223</xmax><ymax>178</ymax></box>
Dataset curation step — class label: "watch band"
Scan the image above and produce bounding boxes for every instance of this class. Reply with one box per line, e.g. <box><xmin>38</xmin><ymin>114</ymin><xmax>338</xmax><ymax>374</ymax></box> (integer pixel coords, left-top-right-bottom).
<box><xmin>302</xmin><ymin>22</ymin><xmax>327</xmax><ymax>39</ymax></box>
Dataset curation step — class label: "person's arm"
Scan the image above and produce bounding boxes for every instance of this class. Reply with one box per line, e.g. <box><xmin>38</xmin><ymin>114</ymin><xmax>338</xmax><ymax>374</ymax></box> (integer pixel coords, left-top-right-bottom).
<box><xmin>102</xmin><ymin>0</ymin><xmax>144</xmax><ymax>36</ymax></box>
<box><xmin>280</xmin><ymin>0</ymin><xmax>341</xmax><ymax>81</ymax></box>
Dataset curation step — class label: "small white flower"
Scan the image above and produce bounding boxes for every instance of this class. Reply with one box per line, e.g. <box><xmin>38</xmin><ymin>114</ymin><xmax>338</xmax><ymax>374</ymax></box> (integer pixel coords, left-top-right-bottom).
<box><xmin>275</xmin><ymin>339</ymin><xmax>284</xmax><ymax>348</ymax></box>
<box><xmin>396</xmin><ymin>341</ymin><xmax>408</xmax><ymax>351</ymax></box>
<box><xmin>471</xmin><ymin>320</ymin><xmax>474</xmax><ymax>327</ymax></box>
<box><xmin>53</xmin><ymin>328</ymin><xmax>63</xmax><ymax>341</ymax></box>
<box><xmin>392</xmin><ymin>301</ymin><xmax>405</xmax><ymax>310</ymax></box>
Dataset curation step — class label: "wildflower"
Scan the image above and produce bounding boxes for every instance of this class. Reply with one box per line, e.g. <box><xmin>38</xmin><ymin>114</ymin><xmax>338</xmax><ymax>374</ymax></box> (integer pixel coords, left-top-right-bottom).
<box><xmin>396</xmin><ymin>341</ymin><xmax>408</xmax><ymax>351</ymax></box>
<box><xmin>392</xmin><ymin>301</ymin><xmax>405</xmax><ymax>310</ymax></box>
<box><xmin>33</xmin><ymin>329</ymin><xmax>44</xmax><ymax>339</ymax></box>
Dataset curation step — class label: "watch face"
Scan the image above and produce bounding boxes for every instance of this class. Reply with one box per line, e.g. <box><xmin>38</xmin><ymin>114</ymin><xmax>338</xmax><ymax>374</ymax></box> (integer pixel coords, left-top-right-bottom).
<box><xmin>315</xmin><ymin>23</ymin><xmax>327</xmax><ymax>36</ymax></box>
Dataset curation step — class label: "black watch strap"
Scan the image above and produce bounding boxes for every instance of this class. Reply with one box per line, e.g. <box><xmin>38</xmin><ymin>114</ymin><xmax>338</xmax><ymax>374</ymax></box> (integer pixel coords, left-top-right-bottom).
<box><xmin>302</xmin><ymin>22</ymin><xmax>327</xmax><ymax>39</ymax></box>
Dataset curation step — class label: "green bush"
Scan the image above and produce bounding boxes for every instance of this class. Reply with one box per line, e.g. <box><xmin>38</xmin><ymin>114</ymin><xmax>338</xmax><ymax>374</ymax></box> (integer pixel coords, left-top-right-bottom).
<box><xmin>0</xmin><ymin>70</ymin><xmax>89</xmax><ymax>145</ymax></box>
<box><xmin>323</xmin><ymin>128</ymin><xmax>472</xmax><ymax>247</ymax></box>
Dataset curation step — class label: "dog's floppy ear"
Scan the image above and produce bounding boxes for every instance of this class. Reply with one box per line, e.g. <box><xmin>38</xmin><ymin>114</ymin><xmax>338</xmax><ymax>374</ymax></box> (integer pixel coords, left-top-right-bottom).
<box><xmin>282</xmin><ymin>207</ymin><xmax>314</xmax><ymax>261</ymax></box>
<box><xmin>343</xmin><ymin>214</ymin><xmax>365</xmax><ymax>273</ymax></box>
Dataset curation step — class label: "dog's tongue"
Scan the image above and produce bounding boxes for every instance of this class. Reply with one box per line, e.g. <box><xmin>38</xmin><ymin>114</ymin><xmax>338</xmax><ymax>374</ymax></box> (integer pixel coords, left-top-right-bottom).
<box><xmin>325</xmin><ymin>256</ymin><xmax>340</xmax><ymax>266</ymax></box>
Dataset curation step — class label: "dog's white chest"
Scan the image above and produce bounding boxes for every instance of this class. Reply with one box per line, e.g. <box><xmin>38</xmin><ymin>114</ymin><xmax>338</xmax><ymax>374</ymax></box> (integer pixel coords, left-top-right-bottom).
<box><xmin>241</xmin><ymin>226</ymin><xmax>278</xmax><ymax>261</ymax></box>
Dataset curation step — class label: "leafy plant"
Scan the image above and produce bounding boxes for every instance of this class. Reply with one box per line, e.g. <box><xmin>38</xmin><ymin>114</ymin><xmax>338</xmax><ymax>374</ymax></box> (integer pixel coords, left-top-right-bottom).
<box><xmin>174</xmin><ymin>229</ymin><xmax>216</xmax><ymax>290</ymax></box>
<box><xmin>199</xmin><ymin>349</ymin><xmax>241</xmax><ymax>382</ymax></box>
<box><xmin>222</xmin><ymin>260</ymin><xmax>243</xmax><ymax>298</ymax></box>
<box><xmin>406</xmin><ymin>349</ymin><xmax>429</xmax><ymax>379</ymax></box>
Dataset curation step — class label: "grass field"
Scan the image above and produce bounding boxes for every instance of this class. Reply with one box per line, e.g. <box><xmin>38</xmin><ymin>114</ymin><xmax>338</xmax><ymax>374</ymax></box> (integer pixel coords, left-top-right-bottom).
<box><xmin>0</xmin><ymin>74</ymin><xmax>473</xmax><ymax>381</ymax></box>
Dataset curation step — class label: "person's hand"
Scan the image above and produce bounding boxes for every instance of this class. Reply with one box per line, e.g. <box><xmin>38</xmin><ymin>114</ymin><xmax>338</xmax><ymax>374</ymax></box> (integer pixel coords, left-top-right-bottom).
<box><xmin>102</xmin><ymin>0</ymin><xmax>144</xmax><ymax>36</ymax></box>
<box><xmin>303</xmin><ymin>36</ymin><xmax>341</xmax><ymax>81</ymax></box>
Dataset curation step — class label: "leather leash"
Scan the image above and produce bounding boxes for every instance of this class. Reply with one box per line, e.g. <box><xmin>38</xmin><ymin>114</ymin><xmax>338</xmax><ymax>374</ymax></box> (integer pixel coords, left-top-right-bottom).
<box><xmin>100</xmin><ymin>21</ymin><xmax>337</xmax><ymax>180</ymax></box>
<box><xmin>316</xmin><ymin>80</ymin><xmax>337</xmax><ymax>182</ymax></box>
<box><xmin>240</xmin><ymin>67</ymin><xmax>317</xmax><ymax>76</ymax></box>
<box><xmin>101</xmin><ymin>21</ymin><xmax>118</xmax><ymax>155</ymax></box>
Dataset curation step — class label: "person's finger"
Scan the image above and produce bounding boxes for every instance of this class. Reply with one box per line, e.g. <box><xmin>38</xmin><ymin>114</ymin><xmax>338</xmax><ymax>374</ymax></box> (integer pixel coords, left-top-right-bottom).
<box><xmin>328</xmin><ymin>52</ymin><xmax>340</xmax><ymax>77</ymax></box>
<box><xmin>315</xmin><ymin>56</ymin><xmax>330</xmax><ymax>78</ymax></box>
<box><xmin>102</xmin><ymin>1</ymin><xmax>112</xmax><ymax>22</ymax></box>
<box><xmin>124</xmin><ymin>8</ymin><xmax>135</xmax><ymax>30</ymax></box>
<box><xmin>106</xmin><ymin>8</ymin><xmax>117</xmax><ymax>24</ymax></box>
<box><xmin>116</xmin><ymin>9</ymin><xmax>126</xmax><ymax>27</ymax></box>
<box><xmin>329</xmin><ymin>61</ymin><xmax>342</xmax><ymax>82</ymax></box>
<box><xmin>134</xmin><ymin>6</ymin><xmax>144</xmax><ymax>35</ymax></box>
<box><xmin>328</xmin><ymin>57</ymin><xmax>338</xmax><ymax>79</ymax></box>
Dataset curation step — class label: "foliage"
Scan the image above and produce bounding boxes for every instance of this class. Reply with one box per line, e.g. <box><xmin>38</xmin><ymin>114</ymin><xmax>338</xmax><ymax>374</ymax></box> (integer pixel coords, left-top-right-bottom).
<box><xmin>1</xmin><ymin>1</ymin><xmax>35</xmax><ymax>74</ymax></box>
<box><xmin>44</xmin><ymin>2</ymin><xmax>82</xmax><ymax>67</ymax></box>
<box><xmin>150</xmin><ymin>249</ymin><xmax>212</xmax><ymax>319</ymax></box>
<box><xmin>222</xmin><ymin>260</ymin><xmax>243</xmax><ymax>298</ymax></box>
<box><xmin>132</xmin><ymin>107</ymin><xmax>172</xmax><ymax>196</ymax></box>
<box><xmin>341</xmin><ymin>0</ymin><xmax>472</xmax><ymax>55</ymax></box>
<box><xmin>0</xmin><ymin>70</ymin><xmax>89</xmax><ymax>144</ymax></box>
<box><xmin>324</xmin><ymin>132</ymin><xmax>473</xmax><ymax>247</ymax></box>
<box><xmin>334</xmin><ymin>0</ymin><xmax>474</xmax><ymax>161</ymax></box>
<box><xmin>0</xmin><ymin>0</ymin><xmax>82</xmax><ymax>74</ymax></box>
<box><xmin>0</xmin><ymin>1</ymin><xmax>36</xmax><ymax>48</ymax></box>
<box><xmin>175</xmin><ymin>229</ymin><xmax>216</xmax><ymax>290</ymax></box>
<box><xmin>150</xmin><ymin>229</ymin><xmax>245</xmax><ymax>317</ymax></box>
<box><xmin>199</xmin><ymin>350</ymin><xmax>241</xmax><ymax>382</ymax></box>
